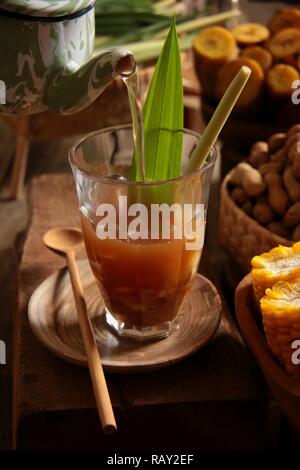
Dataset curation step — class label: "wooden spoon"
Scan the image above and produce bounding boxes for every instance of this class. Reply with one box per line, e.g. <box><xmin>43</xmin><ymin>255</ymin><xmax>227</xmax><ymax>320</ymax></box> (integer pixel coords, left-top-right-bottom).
<box><xmin>43</xmin><ymin>227</ymin><xmax>117</xmax><ymax>435</ymax></box>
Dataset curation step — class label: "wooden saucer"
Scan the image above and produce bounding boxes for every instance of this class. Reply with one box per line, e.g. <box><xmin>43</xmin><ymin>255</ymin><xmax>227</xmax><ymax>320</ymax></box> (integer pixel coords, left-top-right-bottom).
<box><xmin>28</xmin><ymin>260</ymin><xmax>222</xmax><ymax>373</ymax></box>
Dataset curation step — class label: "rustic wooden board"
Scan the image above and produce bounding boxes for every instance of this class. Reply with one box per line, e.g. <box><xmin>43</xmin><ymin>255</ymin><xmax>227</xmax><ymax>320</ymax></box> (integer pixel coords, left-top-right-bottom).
<box><xmin>28</xmin><ymin>262</ymin><xmax>222</xmax><ymax>372</ymax></box>
<box><xmin>14</xmin><ymin>174</ymin><xmax>267</xmax><ymax>450</ymax></box>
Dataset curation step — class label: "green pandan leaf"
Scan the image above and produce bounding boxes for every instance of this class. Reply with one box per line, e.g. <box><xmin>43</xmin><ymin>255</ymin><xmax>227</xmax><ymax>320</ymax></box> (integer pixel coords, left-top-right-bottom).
<box><xmin>142</xmin><ymin>18</ymin><xmax>183</xmax><ymax>181</ymax></box>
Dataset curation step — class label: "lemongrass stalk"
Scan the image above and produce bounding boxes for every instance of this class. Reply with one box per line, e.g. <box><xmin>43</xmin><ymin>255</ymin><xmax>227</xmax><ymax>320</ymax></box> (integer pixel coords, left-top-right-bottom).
<box><xmin>155</xmin><ymin>9</ymin><xmax>241</xmax><ymax>38</ymax></box>
<box><xmin>94</xmin><ymin>36</ymin><xmax>192</xmax><ymax>63</ymax></box>
<box><xmin>184</xmin><ymin>66</ymin><xmax>251</xmax><ymax>174</ymax></box>
<box><xmin>93</xmin><ymin>40</ymin><xmax>162</xmax><ymax>59</ymax></box>
<box><xmin>126</xmin><ymin>35</ymin><xmax>192</xmax><ymax>62</ymax></box>
<box><xmin>124</xmin><ymin>41</ymin><xmax>165</xmax><ymax>62</ymax></box>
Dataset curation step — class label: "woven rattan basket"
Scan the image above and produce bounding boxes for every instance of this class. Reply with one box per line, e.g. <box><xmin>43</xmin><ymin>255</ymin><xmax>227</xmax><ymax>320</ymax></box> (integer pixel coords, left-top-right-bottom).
<box><xmin>219</xmin><ymin>171</ymin><xmax>293</xmax><ymax>271</ymax></box>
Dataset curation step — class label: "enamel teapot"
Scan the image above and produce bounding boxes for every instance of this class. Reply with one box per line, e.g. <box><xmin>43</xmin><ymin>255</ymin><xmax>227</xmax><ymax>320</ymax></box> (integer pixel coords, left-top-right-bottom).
<box><xmin>0</xmin><ymin>0</ymin><xmax>135</xmax><ymax>115</ymax></box>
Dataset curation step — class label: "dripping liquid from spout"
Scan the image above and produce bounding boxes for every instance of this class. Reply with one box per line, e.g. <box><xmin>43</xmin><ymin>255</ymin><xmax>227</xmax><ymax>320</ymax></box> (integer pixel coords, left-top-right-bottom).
<box><xmin>116</xmin><ymin>53</ymin><xmax>145</xmax><ymax>181</ymax></box>
<box><xmin>115</xmin><ymin>53</ymin><xmax>136</xmax><ymax>77</ymax></box>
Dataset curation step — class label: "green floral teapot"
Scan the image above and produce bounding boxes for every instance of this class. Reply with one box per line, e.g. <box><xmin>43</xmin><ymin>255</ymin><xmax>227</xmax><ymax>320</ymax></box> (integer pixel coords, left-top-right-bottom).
<box><xmin>0</xmin><ymin>0</ymin><xmax>135</xmax><ymax>115</ymax></box>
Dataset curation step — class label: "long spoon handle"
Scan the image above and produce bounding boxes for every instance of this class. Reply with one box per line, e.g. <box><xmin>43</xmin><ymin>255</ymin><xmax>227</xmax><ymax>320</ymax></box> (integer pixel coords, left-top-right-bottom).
<box><xmin>66</xmin><ymin>250</ymin><xmax>117</xmax><ymax>434</ymax></box>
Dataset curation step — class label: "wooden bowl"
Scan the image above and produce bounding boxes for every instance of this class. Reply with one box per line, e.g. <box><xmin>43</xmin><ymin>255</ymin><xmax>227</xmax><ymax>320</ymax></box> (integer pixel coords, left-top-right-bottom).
<box><xmin>235</xmin><ymin>273</ymin><xmax>300</xmax><ymax>438</ymax></box>
<box><xmin>219</xmin><ymin>171</ymin><xmax>292</xmax><ymax>272</ymax></box>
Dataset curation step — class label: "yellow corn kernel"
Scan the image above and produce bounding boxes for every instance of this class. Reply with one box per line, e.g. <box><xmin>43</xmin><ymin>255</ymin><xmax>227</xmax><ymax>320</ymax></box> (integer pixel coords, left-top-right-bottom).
<box><xmin>251</xmin><ymin>242</ymin><xmax>300</xmax><ymax>300</ymax></box>
<box><xmin>260</xmin><ymin>280</ymin><xmax>300</xmax><ymax>380</ymax></box>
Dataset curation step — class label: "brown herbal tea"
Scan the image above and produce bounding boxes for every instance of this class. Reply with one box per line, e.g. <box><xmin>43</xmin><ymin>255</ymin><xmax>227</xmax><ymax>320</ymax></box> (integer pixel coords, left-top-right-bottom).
<box><xmin>81</xmin><ymin>214</ymin><xmax>201</xmax><ymax>328</ymax></box>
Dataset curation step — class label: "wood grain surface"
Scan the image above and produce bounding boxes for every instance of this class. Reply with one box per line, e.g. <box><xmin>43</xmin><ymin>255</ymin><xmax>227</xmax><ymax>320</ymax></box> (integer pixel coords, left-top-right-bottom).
<box><xmin>14</xmin><ymin>174</ymin><xmax>267</xmax><ymax>450</ymax></box>
<box><xmin>28</xmin><ymin>261</ymin><xmax>222</xmax><ymax>372</ymax></box>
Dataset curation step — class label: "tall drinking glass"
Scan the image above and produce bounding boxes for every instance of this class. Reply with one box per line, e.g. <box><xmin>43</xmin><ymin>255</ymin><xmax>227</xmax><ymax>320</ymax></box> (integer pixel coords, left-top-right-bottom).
<box><xmin>70</xmin><ymin>125</ymin><xmax>217</xmax><ymax>340</ymax></box>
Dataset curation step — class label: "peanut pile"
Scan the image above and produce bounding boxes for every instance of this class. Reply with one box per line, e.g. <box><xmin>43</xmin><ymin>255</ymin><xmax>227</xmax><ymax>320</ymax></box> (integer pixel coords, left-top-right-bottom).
<box><xmin>229</xmin><ymin>124</ymin><xmax>300</xmax><ymax>241</ymax></box>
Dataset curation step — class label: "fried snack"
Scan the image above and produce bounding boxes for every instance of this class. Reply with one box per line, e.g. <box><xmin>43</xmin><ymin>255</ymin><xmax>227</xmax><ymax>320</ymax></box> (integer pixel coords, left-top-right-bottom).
<box><xmin>193</xmin><ymin>26</ymin><xmax>237</xmax><ymax>98</ymax></box>
<box><xmin>231</xmin><ymin>23</ymin><xmax>270</xmax><ymax>46</ymax></box>
<box><xmin>260</xmin><ymin>279</ymin><xmax>300</xmax><ymax>380</ymax></box>
<box><xmin>267</xmin><ymin>28</ymin><xmax>300</xmax><ymax>60</ymax></box>
<box><xmin>193</xmin><ymin>26</ymin><xmax>237</xmax><ymax>64</ymax></box>
<box><xmin>216</xmin><ymin>57</ymin><xmax>264</xmax><ymax>108</ymax></box>
<box><xmin>251</xmin><ymin>243</ymin><xmax>300</xmax><ymax>300</ymax></box>
<box><xmin>269</xmin><ymin>7</ymin><xmax>300</xmax><ymax>35</ymax></box>
<box><xmin>266</xmin><ymin>64</ymin><xmax>299</xmax><ymax>98</ymax></box>
<box><xmin>242</xmin><ymin>46</ymin><xmax>273</xmax><ymax>72</ymax></box>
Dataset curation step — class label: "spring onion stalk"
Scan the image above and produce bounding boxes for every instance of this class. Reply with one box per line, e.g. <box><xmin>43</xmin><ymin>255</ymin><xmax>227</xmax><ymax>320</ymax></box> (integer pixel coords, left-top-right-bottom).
<box><xmin>154</xmin><ymin>9</ymin><xmax>241</xmax><ymax>38</ymax></box>
<box><xmin>184</xmin><ymin>66</ymin><xmax>251</xmax><ymax>175</ymax></box>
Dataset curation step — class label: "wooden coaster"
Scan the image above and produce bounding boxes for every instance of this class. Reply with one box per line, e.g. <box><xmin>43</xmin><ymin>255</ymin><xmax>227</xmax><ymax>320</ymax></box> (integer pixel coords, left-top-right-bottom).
<box><xmin>28</xmin><ymin>260</ymin><xmax>222</xmax><ymax>373</ymax></box>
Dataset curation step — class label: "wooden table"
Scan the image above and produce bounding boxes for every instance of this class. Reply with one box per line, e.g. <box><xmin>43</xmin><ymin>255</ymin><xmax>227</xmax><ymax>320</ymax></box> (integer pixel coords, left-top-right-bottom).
<box><xmin>13</xmin><ymin>173</ymin><xmax>268</xmax><ymax>450</ymax></box>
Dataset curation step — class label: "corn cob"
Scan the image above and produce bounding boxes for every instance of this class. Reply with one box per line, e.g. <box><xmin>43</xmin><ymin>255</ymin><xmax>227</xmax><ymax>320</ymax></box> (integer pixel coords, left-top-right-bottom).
<box><xmin>260</xmin><ymin>279</ymin><xmax>300</xmax><ymax>380</ymax></box>
<box><xmin>251</xmin><ymin>242</ymin><xmax>300</xmax><ymax>300</ymax></box>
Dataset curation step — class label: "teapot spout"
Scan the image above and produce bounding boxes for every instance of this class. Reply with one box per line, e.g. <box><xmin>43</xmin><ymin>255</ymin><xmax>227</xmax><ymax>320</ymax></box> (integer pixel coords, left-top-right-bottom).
<box><xmin>44</xmin><ymin>49</ymin><xmax>136</xmax><ymax>114</ymax></box>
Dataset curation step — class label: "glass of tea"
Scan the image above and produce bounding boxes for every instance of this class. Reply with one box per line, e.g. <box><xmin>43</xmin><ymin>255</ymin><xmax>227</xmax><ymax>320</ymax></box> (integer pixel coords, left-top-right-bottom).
<box><xmin>69</xmin><ymin>125</ymin><xmax>217</xmax><ymax>340</ymax></box>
